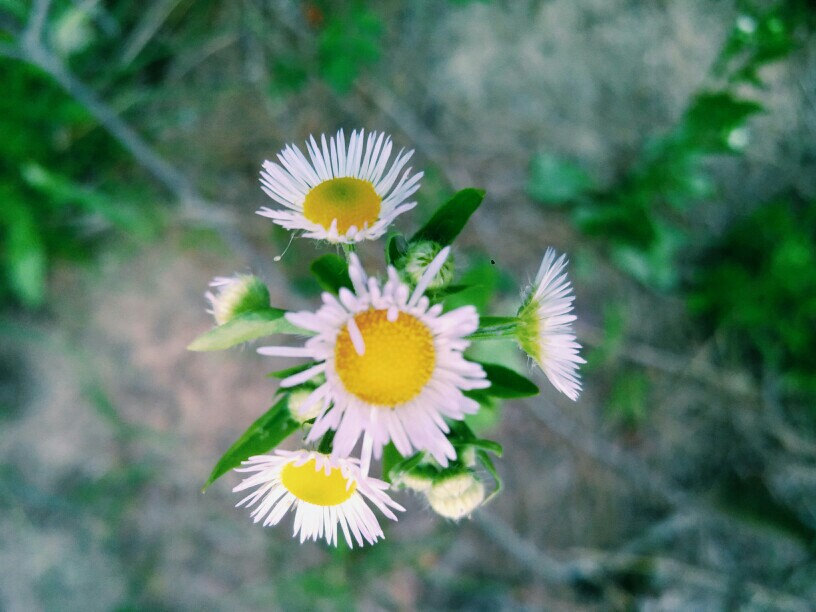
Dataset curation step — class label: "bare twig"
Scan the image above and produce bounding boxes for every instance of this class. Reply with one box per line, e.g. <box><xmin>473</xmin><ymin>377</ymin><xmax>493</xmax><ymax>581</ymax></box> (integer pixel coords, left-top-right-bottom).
<box><xmin>475</xmin><ymin>511</ymin><xmax>810</xmax><ymax>610</ymax></box>
<box><xmin>119</xmin><ymin>0</ymin><xmax>181</xmax><ymax>66</ymax></box>
<box><xmin>24</xmin><ymin>0</ymin><xmax>52</xmax><ymax>46</ymax></box>
<box><xmin>578</xmin><ymin>322</ymin><xmax>757</xmax><ymax>399</ymax></box>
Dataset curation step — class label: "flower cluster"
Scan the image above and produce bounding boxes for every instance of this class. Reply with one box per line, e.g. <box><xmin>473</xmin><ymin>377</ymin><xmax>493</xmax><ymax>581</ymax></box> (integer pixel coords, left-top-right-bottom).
<box><xmin>190</xmin><ymin>129</ymin><xmax>583</xmax><ymax>548</ymax></box>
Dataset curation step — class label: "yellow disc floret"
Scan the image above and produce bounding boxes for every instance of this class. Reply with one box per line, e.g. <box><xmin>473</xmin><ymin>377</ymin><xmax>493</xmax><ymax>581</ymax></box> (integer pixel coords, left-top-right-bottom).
<box><xmin>335</xmin><ymin>310</ymin><xmax>436</xmax><ymax>406</ymax></box>
<box><xmin>280</xmin><ymin>458</ymin><xmax>356</xmax><ymax>506</ymax></box>
<box><xmin>302</xmin><ymin>177</ymin><xmax>381</xmax><ymax>234</ymax></box>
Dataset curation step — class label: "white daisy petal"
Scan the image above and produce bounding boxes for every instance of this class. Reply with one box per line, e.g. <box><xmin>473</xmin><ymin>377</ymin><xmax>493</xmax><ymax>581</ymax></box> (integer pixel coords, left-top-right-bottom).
<box><xmin>257</xmin><ymin>129</ymin><xmax>421</xmax><ymax>244</ymax></box>
<box><xmin>517</xmin><ymin>248</ymin><xmax>584</xmax><ymax>400</ymax></box>
<box><xmin>257</xmin><ymin>255</ymin><xmax>488</xmax><ymax>467</ymax></box>
<box><xmin>233</xmin><ymin>450</ymin><xmax>403</xmax><ymax>548</ymax></box>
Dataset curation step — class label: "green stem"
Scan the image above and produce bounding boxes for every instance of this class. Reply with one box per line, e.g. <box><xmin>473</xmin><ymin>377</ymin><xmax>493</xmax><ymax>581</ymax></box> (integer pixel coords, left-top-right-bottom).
<box><xmin>341</xmin><ymin>243</ymin><xmax>357</xmax><ymax>262</ymax></box>
<box><xmin>467</xmin><ymin>316</ymin><xmax>519</xmax><ymax>341</ymax></box>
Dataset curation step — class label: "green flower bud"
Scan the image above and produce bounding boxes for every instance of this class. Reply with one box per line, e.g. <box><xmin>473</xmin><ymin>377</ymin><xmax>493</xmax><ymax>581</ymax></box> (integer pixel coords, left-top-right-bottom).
<box><xmin>426</xmin><ymin>471</ymin><xmax>485</xmax><ymax>520</ymax></box>
<box><xmin>395</xmin><ymin>471</ymin><xmax>435</xmax><ymax>493</ymax></box>
<box><xmin>287</xmin><ymin>388</ymin><xmax>323</xmax><ymax>424</ymax></box>
<box><xmin>403</xmin><ymin>241</ymin><xmax>454</xmax><ymax>291</ymax></box>
<box><xmin>206</xmin><ymin>274</ymin><xmax>269</xmax><ymax>325</ymax></box>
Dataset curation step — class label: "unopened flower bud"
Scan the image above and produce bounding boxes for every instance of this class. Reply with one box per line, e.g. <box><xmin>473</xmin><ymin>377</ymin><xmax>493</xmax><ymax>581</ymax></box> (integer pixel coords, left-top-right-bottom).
<box><xmin>403</xmin><ymin>241</ymin><xmax>454</xmax><ymax>291</ymax></box>
<box><xmin>287</xmin><ymin>388</ymin><xmax>323</xmax><ymax>424</ymax></box>
<box><xmin>206</xmin><ymin>274</ymin><xmax>269</xmax><ymax>325</ymax></box>
<box><xmin>395</xmin><ymin>471</ymin><xmax>435</xmax><ymax>493</ymax></box>
<box><xmin>426</xmin><ymin>472</ymin><xmax>485</xmax><ymax>520</ymax></box>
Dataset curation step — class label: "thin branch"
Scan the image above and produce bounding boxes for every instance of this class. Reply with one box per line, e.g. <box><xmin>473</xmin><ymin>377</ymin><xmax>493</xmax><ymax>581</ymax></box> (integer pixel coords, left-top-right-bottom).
<box><xmin>578</xmin><ymin>323</ymin><xmax>757</xmax><ymax>399</ymax></box>
<box><xmin>19</xmin><ymin>43</ymin><xmax>193</xmax><ymax>199</ymax></box>
<box><xmin>473</xmin><ymin>512</ymin><xmax>577</xmax><ymax>584</ymax></box>
<box><xmin>24</xmin><ymin>0</ymin><xmax>52</xmax><ymax>46</ymax></box>
<box><xmin>475</xmin><ymin>511</ymin><xmax>810</xmax><ymax>610</ymax></box>
<box><xmin>119</xmin><ymin>0</ymin><xmax>182</xmax><ymax>67</ymax></box>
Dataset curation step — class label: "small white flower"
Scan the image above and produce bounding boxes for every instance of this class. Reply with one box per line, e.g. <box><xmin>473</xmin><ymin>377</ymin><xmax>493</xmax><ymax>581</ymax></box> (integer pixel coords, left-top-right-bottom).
<box><xmin>206</xmin><ymin>274</ymin><xmax>269</xmax><ymax>325</ymax></box>
<box><xmin>257</xmin><ymin>129</ymin><xmax>423</xmax><ymax>244</ymax></box>
<box><xmin>258</xmin><ymin>247</ymin><xmax>489</xmax><ymax>467</ymax></box>
<box><xmin>426</xmin><ymin>472</ymin><xmax>485</xmax><ymax>520</ymax></box>
<box><xmin>233</xmin><ymin>450</ymin><xmax>404</xmax><ymax>548</ymax></box>
<box><xmin>516</xmin><ymin>248</ymin><xmax>585</xmax><ymax>401</ymax></box>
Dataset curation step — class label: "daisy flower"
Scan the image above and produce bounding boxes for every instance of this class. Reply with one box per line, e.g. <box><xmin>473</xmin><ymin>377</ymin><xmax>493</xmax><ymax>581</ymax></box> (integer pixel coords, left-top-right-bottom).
<box><xmin>516</xmin><ymin>248</ymin><xmax>585</xmax><ymax>400</ymax></box>
<box><xmin>258</xmin><ymin>247</ymin><xmax>489</xmax><ymax>467</ymax></box>
<box><xmin>257</xmin><ymin>129</ymin><xmax>423</xmax><ymax>244</ymax></box>
<box><xmin>233</xmin><ymin>450</ymin><xmax>404</xmax><ymax>548</ymax></box>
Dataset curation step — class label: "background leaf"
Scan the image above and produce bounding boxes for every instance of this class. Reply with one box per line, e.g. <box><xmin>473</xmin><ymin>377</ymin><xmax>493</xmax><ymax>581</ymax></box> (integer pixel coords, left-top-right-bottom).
<box><xmin>187</xmin><ymin>308</ymin><xmax>301</xmax><ymax>352</ymax></box>
<box><xmin>203</xmin><ymin>397</ymin><xmax>300</xmax><ymax>490</ymax></box>
<box><xmin>411</xmin><ymin>188</ymin><xmax>485</xmax><ymax>246</ymax></box>
<box><xmin>310</xmin><ymin>254</ymin><xmax>352</xmax><ymax>294</ymax></box>
<box><xmin>527</xmin><ymin>153</ymin><xmax>594</xmax><ymax>205</ymax></box>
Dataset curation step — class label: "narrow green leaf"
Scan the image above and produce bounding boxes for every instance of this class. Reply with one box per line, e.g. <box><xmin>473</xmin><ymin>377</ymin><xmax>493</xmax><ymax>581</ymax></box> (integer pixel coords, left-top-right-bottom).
<box><xmin>459</xmin><ymin>438</ymin><xmax>503</xmax><ymax>456</ymax></box>
<box><xmin>381</xmin><ymin>442</ymin><xmax>401</xmax><ymax>483</ymax></box>
<box><xmin>5</xmin><ymin>204</ymin><xmax>47</xmax><ymax>307</ymax></box>
<box><xmin>203</xmin><ymin>397</ymin><xmax>300</xmax><ymax>490</ymax></box>
<box><xmin>478</xmin><ymin>449</ymin><xmax>503</xmax><ymax>502</ymax></box>
<box><xmin>267</xmin><ymin>361</ymin><xmax>319</xmax><ymax>379</ymax></box>
<box><xmin>411</xmin><ymin>188</ymin><xmax>485</xmax><ymax>246</ymax></box>
<box><xmin>310</xmin><ymin>254</ymin><xmax>352</xmax><ymax>294</ymax></box>
<box><xmin>385</xmin><ymin>233</ymin><xmax>408</xmax><ymax>268</ymax></box>
<box><xmin>448</xmin><ymin>420</ymin><xmax>503</xmax><ymax>455</ymax></box>
<box><xmin>188</xmin><ymin>308</ymin><xmax>303</xmax><ymax>352</ymax></box>
<box><xmin>471</xmin><ymin>361</ymin><xmax>539</xmax><ymax>398</ymax></box>
<box><xmin>383</xmin><ymin>444</ymin><xmax>425</xmax><ymax>483</ymax></box>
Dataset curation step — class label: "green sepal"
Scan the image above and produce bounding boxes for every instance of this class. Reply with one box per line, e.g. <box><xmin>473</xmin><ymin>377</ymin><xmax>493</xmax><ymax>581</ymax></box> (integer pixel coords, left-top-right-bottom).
<box><xmin>188</xmin><ymin>308</ymin><xmax>304</xmax><ymax>351</ymax></box>
<box><xmin>385</xmin><ymin>233</ymin><xmax>409</xmax><ymax>268</ymax></box>
<box><xmin>202</xmin><ymin>396</ymin><xmax>300</xmax><ymax>491</ymax></box>
<box><xmin>411</xmin><ymin>188</ymin><xmax>485</xmax><ymax>246</ymax></box>
<box><xmin>266</xmin><ymin>361</ymin><xmax>320</xmax><ymax>379</ymax></box>
<box><xmin>468</xmin><ymin>361</ymin><xmax>539</xmax><ymax>399</ymax></box>
<box><xmin>382</xmin><ymin>442</ymin><xmax>425</xmax><ymax>483</ymax></box>
<box><xmin>310</xmin><ymin>254</ymin><xmax>352</xmax><ymax>294</ymax></box>
<box><xmin>477</xmin><ymin>449</ymin><xmax>503</xmax><ymax>503</ymax></box>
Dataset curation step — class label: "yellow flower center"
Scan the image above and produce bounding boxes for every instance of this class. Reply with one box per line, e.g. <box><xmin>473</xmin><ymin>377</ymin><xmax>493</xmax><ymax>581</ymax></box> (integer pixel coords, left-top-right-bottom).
<box><xmin>302</xmin><ymin>177</ymin><xmax>381</xmax><ymax>234</ymax></box>
<box><xmin>280</xmin><ymin>458</ymin><xmax>356</xmax><ymax>506</ymax></box>
<box><xmin>335</xmin><ymin>309</ymin><xmax>436</xmax><ymax>406</ymax></box>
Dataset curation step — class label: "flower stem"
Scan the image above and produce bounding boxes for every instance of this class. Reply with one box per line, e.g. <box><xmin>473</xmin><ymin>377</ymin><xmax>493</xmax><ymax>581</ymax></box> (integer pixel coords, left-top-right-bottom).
<box><xmin>467</xmin><ymin>316</ymin><xmax>519</xmax><ymax>341</ymax></box>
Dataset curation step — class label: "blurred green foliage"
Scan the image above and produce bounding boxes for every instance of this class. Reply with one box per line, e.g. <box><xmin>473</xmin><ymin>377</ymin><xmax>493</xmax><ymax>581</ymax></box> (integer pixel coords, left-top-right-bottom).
<box><xmin>0</xmin><ymin>59</ymin><xmax>154</xmax><ymax>308</ymax></box>
<box><xmin>527</xmin><ymin>0</ymin><xmax>814</xmax><ymax>290</ymax></box>
<box><xmin>271</xmin><ymin>1</ymin><xmax>383</xmax><ymax>94</ymax></box>
<box><xmin>527</xmin><ymin>0</ymin><xmax>816</xmax><ymax>409</ymax></box>
<box><xmin>688</xmin><ymin>198</ymin><xmax>816</xmax><ymax>395</ymax></box>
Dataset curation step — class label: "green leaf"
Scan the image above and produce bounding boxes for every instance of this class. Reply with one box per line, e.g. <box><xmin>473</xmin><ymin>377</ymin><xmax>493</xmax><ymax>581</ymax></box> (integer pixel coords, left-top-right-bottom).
<box><xmin>469</xmin><ymin>362</ymin><xmax>539</xmax><ymax>398</ymax></box>
<box><xmin>411</xmin><ymin>188</ymin><xmax>485</xmax><ymax>246</ymax></box>
<box><xmin>680</xmin><ymin>92</ymin><xmax>763</xmax><ymax>154</ymax></box>
<box><xmin>187</xmin><ymin>308</ymin><xmax>303</xmax><ymax>352</ymax></box>
<box><xmin>477</xmin><ymin>450</ymin><xmax>502</xmax><ymax>502</ymax></box>
<box><xmin>447</xmin><ymin>420</ymin><xmax>503</xmax><ymax>456</ymax></box>
<box><xmin>527</xmin><ymin>153</ymin><xmax>594</xmax><ymax>205</ymax></box>
<box><xmin>385</xmin><ymin>233</ymin><xmax>409</xmax><ymax>268</ymax></box>
<box><xmin>4</xmin><ymin>201</ymin><xmax>46</xmax><ymax>307</ymax></box>
<box><xmin>203</xmin><ymin>397</ymin><xmax>300</xmax><ymax>490</ymax></box>
<box><xmin>310</xmin><ymin>254</ymin><xmax>352</xmax><ymax>294</ymax></box>
<box><xmin>443</xmin><ymin>258</ymin><xmax>501</xmax><ymax>314</ymax></box>
<box><xmin>267</xmin><ymin>362</ymin><xmax>319</xmax><ymax>379</ymax></box>
<box><xmin>382</xmin><ymin>444</ymin><xmax>425</xmax><ymax>483</ymax></box>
